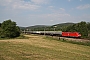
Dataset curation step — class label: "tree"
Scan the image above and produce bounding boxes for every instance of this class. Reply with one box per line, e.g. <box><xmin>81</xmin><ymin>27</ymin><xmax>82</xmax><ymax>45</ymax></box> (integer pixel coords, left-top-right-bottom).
<box><xmin>76</xmin><ymin>21</ymin><xmax>88</xmax><ymax>37</ymax></box>
<box><xmin>1</xmin><ymin>20</ymin><xmax>20</xmax><ymax>38</ymax></box>
<box><xmin>0</xmin><ymin>23</ymin><xmax>2</xmax><ymax>36</ymax></box>
<box><xmin>0</xmin><ymin>23</ymin><xmax>1</xmax><ymax>27</ymax></box>
<box><xmin>87</xmin><ymin>22</ymin><xmax>90</xmax><ymax>33</ymax></box>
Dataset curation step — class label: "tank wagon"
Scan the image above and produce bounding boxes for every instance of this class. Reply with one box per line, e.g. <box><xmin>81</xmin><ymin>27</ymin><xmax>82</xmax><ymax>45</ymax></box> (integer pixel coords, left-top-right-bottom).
<box><xmin>30</xmin><ymin>31</ymin><xmax>62</xmax><ymax>36</ymax></box>
<box><xmin>28</xmin><ymin>31</ymin><xmax>81</xmax><ymax>38</ymax></box>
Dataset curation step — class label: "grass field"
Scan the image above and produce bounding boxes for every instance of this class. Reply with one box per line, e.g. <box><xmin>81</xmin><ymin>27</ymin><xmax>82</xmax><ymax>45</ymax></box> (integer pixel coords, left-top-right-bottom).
<box><xmin>0</xmin><ymin>35</ymin><xmax>90</xmax><ymax>60</ymax></box>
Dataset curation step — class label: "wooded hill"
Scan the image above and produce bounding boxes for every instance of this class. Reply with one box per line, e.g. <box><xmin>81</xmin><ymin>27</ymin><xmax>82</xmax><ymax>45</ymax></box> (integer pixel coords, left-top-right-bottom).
<box><xmin>20</xmin><ymin>23</ymin><xmax>75</xmax><ymax>31</ymax></box>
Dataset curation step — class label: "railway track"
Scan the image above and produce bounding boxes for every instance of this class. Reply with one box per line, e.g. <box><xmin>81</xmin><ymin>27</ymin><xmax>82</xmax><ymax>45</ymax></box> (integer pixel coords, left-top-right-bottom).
<box><xmin>28</xmin><ymin>33</ymin><xmax>90</xmax><ymax>43</ymax></box>
<box><xmin>60</xmin><ymin>37</ymin><xmax>90</xmax><ymax>42</ymax></box>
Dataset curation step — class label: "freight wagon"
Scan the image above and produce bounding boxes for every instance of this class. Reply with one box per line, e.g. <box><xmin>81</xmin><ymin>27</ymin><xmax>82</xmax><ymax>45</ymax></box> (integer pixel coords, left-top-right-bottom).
<box><xmin>30</xmin><ymin>31</ymin><xmax>62</xmax><ymax>36</ymax></box>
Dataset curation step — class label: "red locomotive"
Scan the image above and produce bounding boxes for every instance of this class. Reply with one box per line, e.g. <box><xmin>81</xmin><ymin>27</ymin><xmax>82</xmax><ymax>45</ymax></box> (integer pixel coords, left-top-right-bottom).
<box><xmin>62</xmin><ymin>32</ymin><xmax>81</xmax><ymax>37</ymax></box>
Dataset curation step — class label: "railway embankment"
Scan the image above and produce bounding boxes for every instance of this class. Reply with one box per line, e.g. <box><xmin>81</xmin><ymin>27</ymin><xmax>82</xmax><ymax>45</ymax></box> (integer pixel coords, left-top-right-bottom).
<box><xmin>43</xmin><ymin>35</ymin><xmax>90</xmax><ymax>46</ymax></box>
<box><xmin>60</xmin><ymin>37</ymin><xmax>90</xmax><ymax>42</ymax></box>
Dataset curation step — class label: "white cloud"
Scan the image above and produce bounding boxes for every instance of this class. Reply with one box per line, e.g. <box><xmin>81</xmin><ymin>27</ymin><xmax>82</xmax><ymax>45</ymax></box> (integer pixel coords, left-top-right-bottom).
<box><xmin>31</xmin><ymin>13</ymin><xmax>70</xmax><ymax>21</ymax></box>
<box><xmin>48</xmin><ymin>6</ymin><xmax>54</xmax><ymax>11</ymax></box>
<box><xmin>50</xmin><ymin>20</ymin><xmax>54</xmax><ymax>22</ymax></box>
<box><xmin>80</xmin><ymin>0</ymin><xmax>82</xmax><ymax>1</ymax></box>
<box><xmin>0</xmin><ymin>0</ymin><xmax>49</xmax><ymax>10</ymax></box>
<box><xmin>60</xmin><ymin>8</ymin><xmax>65</xmax><ymax>11</ymax></box>
<box><xmin>70</xmin><ymin>14</ymin><xmax>90</xmax><ymax>23</ymax></box>
<box><xmin>68</xmin><ymin>0</ymin><xmax>71</xmax><ymax>2</ymax></box>
<box><xmin>31</xmin><ymin>0</ymin><xmax>49</xmax><ymax>4</ymax></box>
<box><xmin>12</xmin><ymin>2</ymin><xmax>40</xmax><ymax>10</ymax></box>
<box><xmin>48</xmin><ymin>6</ymin><xmax>54</xmax><ymax>8</ymax></box>
<box><xmin>29</xmin><ymin>12</ymin><xmax>70</xmax><ymax>20</ymax></box>
<box><xmin>77</xmin><ymin>4</ymin><xmax>90</xmax><ymax>10</ymax></box>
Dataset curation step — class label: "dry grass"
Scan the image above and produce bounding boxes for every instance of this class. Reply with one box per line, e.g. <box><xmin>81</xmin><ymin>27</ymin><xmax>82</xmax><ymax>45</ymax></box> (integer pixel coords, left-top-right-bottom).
<box><xmin>0</xmin><ymin>35</ymin><xmax>90</xmax><ymax>60</ymax></box>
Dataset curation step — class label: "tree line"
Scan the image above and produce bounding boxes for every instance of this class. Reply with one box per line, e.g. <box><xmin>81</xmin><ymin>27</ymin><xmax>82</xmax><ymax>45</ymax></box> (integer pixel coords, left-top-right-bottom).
<box><xmin>0</xmin><ymin>20</ymin><xmax>20</xmax><ymax>38</ymax></box>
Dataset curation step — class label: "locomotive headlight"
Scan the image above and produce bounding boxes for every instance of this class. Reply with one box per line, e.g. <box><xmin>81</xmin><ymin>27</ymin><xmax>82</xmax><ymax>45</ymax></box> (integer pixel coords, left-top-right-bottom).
<box><xmin>78</xmin><ymin>34</ymin><xmax>81</xmax><ymax>37</ymax></box>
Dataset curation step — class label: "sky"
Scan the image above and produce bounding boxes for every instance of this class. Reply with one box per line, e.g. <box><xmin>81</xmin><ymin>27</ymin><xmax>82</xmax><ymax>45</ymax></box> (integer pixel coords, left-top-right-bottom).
<box><xmin>0</xmin><ymin>0</ymin><xmax>90</xmax><ymax>27</ymax></box>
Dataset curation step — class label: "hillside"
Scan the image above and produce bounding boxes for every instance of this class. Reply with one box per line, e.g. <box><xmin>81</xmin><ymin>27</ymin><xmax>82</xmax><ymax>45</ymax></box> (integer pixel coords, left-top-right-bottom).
<box><xmin>52</xmin><ymin>23</ymin><xmax>75</xmax><ymax>27</ymax></box>
<box><xmin>20</xmin><ymin>23</ymin><xmax>75</xmax><ymax>31</ymax></box>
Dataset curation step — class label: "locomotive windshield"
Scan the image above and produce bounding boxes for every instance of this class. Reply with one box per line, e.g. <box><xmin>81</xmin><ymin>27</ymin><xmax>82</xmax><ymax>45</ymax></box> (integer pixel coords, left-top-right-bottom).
<box><xmin>78</xmin><ymin>32</ymin><xmax>81</xmax><ymax>34</ymax></box>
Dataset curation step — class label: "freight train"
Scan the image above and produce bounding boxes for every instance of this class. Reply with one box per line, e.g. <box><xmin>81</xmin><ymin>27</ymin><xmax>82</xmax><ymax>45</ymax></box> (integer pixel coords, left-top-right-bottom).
<box><xmin>25</xmin><ymin>31</ymin><xmax>81</xmax><ymax>38</ymax></box>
